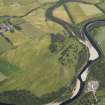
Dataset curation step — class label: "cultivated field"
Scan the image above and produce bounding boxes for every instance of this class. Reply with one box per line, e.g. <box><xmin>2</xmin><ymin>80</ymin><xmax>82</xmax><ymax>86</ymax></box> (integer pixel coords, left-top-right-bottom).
<box><xmin>53</xmin><ymin>2</ymin><xmax>103</xmax><ymax>23</ymax></box>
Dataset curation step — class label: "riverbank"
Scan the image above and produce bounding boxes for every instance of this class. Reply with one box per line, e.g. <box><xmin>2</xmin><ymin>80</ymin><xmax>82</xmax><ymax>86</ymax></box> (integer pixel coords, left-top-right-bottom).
<box><xmin>46</xmin><ymin>0</ymin><xmax>103</xmax><ymax>105</ymax></box>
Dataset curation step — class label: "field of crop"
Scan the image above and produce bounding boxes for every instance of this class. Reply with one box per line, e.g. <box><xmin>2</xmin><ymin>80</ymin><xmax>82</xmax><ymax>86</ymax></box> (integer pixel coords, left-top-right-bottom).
<box><xmin>4</xmin><ymin>31</ymin><xmax>28</xmax><ymax>46</ymax></box>
<box><xmin>23</xmin><ymin>8</ymin><xmax>64</xmax><ymax>33</ymax></box>
<box><xmin>67</xmin><ymin>2</ymin><xmax>103</xmax><ymax>23</ymax></box>
<box><xmin>53</xmin><ymin>1</ymin><xmax>103</xmax><ymax>24</ymax></box>
<box><xmin>53</xmin><ymin>5</ymin><xmax>72</xmax><ymax>23</ymax></box>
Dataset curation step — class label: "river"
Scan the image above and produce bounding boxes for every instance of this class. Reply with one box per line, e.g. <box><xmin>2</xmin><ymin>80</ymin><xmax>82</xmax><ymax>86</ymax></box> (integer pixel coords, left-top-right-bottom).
<box><xmin>0</xmin><ymin>0</ymin><xmax>105</xmax><ymax>105</ymax></box>
<box><xmin>46</xmin><ymin>0</ymin><xmax>105</xmax><ymax>105</ymax></box>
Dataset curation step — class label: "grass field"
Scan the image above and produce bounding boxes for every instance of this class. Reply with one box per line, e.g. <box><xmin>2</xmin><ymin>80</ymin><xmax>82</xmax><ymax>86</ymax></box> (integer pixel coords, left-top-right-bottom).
<box><xmin>0</xmin><ymin>30</ymin><xmax>83</xmax><ymax>96</ymax></box>
<box><xmin>67</xmin><ymin>2</ymin><xmax>103</xmax><ymax>23</ymax></box>
<box><xmin>53</xmin><ymin>5</ymin><xmax>72</xmax><ymax>23</ymax></box>
<box><xmin>53</xmin><ymin>1</ymin><xmax>103</xmax><ymax>24</ymax></box>
<box><xmin>0</xmin><ymin>3</ymin><xmax>84</xmax><ymax>98</ymax></box>
<box><xmin>24</xmin><ymin>8</ymin><xmax>64</xmax><ymax>33</ymax></box>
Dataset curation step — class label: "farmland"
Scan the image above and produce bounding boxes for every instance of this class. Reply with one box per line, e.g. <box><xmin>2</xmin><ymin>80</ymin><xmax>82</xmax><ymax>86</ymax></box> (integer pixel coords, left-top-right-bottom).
<box><xmin>0</xmin><ymin>0</ymin><xmax>85</xmax><ymax>104</ymax></box>
<box><xmin>53</xmin><ymin>1</ymin><xmax>103</xmax><ymax>24</ymax></box>
<box><xmin>0</xmin><ymin>0</ymin><xmax>105</xmax><ymax>105</ymax></box>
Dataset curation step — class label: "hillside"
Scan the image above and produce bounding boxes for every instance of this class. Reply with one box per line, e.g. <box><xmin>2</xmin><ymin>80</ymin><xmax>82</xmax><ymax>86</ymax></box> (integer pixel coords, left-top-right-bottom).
<box><xmin>0</xmin><ymin>0</ymin><xmax>105</xmax><ymax>105</ymax></box>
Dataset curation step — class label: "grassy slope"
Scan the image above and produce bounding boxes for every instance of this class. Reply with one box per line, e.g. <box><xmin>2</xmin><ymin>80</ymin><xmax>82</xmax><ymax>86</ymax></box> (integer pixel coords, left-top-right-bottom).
<box><xmin>0</xmin><ymin>0</ymin><xmax>83</xmax><ymax>98</ymax></box>
<box><xmin>0</xmin><ymin>32</ymin><xmax>83</xmax><ymax>96</ymax></box>
<box><xmin>53</xmin><ymin>5</ymin><xmax>73</xmax><ymax>23</ymax></box>
<box><xmin>89</xmin><ymin>26</ymin><xmax>105</xmax><ymax>89</ymax></box>
<box><xmin>76</xmin><ymin>22</ymin><xmax>105</xmax><ymax>105</ymax></box>
<box><xmin>53</xmin><ymin>1</ymin><xmax>103</xmax><ymax>24</ymax></box>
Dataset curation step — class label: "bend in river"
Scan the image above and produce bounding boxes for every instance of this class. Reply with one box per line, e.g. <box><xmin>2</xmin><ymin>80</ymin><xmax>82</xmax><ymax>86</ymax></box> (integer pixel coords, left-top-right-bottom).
<box><xmin>0</xmin><ymin>1</ymin><xmax>105</xmax><ymax>105</ymax></box>
<box><xmin>46</xmin><ymin>0</ymin><xmax>105</xmax><ymax>105</ymax></box>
